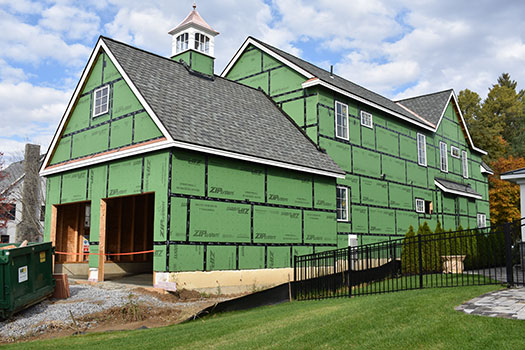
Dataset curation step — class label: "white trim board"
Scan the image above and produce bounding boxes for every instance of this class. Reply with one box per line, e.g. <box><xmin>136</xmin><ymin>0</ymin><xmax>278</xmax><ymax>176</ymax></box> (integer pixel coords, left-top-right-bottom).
<box><xmin>41</xmin><ymin>139</ymin><xmax>345</xmax><ymax>179</ymax></box>
<box><xmin>434</xmin><ymin>180</ymin><xmax>482</xmax><ymax>200</ymax></box>
<box><xmin>40</xmin><ymin>37</ymin><xmax>174</xmax><ymax>175</ymax></box>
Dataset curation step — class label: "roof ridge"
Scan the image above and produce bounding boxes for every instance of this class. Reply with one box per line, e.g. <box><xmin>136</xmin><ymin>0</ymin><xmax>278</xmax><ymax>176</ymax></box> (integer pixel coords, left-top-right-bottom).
<box><xmin>396</xmin><ymin>89</ymin><xmax>453</xmax><ymax>103</ymax></box>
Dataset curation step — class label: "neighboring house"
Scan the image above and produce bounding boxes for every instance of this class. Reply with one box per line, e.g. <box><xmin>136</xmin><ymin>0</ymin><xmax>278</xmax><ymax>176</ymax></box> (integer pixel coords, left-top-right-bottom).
<box><xmin>501</xmin><ymin>168</ymin><xmax>525</xmax><ymax>241</ymax></box>
<box><xmin>222</xmin><ymin>37</ymin><xmax>492</xmax><ymax>247</ymax></box>
<box><xmin>40</xmin><ymin>6</ymin><xmax>491</xmax><ymax>291</ymax></box>
<box><xmin>0</xmin><ymin>154</ymin><xmax>46</xmax><ymax>243</ymax></box>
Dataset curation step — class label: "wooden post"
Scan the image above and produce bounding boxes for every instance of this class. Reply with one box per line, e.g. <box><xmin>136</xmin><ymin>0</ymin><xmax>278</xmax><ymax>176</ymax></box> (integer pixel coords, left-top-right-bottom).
<box><xmin>130</xmin><ymin>196</ymin><xmax>136</xmax><ymax>262</ymax></box>
<box><xmin>116</xmin><ymin>199</ymin><xmax>122</xmax><ymax>262</ymax></box>
<box><xmin>143</xmin><ymin>196</ymin><xmax>149</xmax><ymax>262</ymax></box>
<box><xmin>98</xmin><ymin>199</ymin><xmax>107</xmax><ymax>282</ymax></box>
<box><xmin>50</xmin><ymin>205</ymin><xmax>58</xmax><ymax>272</ymax></box>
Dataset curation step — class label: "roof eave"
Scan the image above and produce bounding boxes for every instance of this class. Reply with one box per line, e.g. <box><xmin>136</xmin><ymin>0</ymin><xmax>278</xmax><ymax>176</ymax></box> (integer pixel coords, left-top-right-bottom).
<box><xmin>434</xmin><ymin>179</ymin><xmax>482</xmax><ymax>200</ymax></box>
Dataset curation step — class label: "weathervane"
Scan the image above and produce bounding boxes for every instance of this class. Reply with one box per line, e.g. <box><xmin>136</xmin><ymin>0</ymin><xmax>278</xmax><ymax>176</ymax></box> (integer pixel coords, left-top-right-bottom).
<box><xmin>193</xmin><ymin>1</ymin><xmax>196</xmax><ymax>10</ymax></box>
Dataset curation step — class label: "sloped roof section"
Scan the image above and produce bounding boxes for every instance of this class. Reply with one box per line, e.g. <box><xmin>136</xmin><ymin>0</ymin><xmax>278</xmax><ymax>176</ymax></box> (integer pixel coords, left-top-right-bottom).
<box><xmin>396</xmin><ymin>90</ymin><xmax>453</xmax><ymax>126</ymax></box>
<box><xmin>168</xmin><ymin>7</ymin><xmax>219</xmax><ymax>35</ymax></box>
<box><xmin>101</xmin><ymin>37</ymin><xmax>343</xmax><ymax>176</ymax></box>
<box><xmin>247</xmin><ymin>37</ymin><xmax>435</xmax><ymax>129</ymax></box>
<box><xmin>501</xmin><ymin>167</ymin><xmax>525</xmax><ymax>177</ymax></box>
<box><xmin>434</xmin><ymin>177</ymin><xmax>482</xmax><ymax>199</ymax></box>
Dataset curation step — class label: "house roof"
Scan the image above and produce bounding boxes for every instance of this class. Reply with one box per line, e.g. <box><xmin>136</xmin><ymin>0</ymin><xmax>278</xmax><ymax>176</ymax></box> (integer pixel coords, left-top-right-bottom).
<box><xmin>1</xmin><ymin>155</ymin><xmax>45</xmax><ymax>196</ymax></box>
<box><xmin>396</xmin><ymin>90</ymin><xmax>453</xmax><ymax>126</ymax></box>
<box><xmin>238</xmin><ymin>37</ymin><xmax>436</xmax><ymax>129</ymax></box>
<box><xmin>481</xmin><ymin>161</ymin><xmax>494</xmax><ymax>175</ymax></box>
<box><xmin>434</xmin><ymin>177</ymin><xmax>482</xmax><ymax>199</ymax></box>
<box><xmin>168</xmin><ymin>6</ymin><xmax>219</xmax><ymax>36</ymax></box>
<box><xmin>99</xmin><ymin>37</ymin><xmax>343</xmax><ymax>177</ymax></box>
<box><xmin>501</xmin><ymin>167</ymin><xmax>525</xmax><ymax>183</ymax></box>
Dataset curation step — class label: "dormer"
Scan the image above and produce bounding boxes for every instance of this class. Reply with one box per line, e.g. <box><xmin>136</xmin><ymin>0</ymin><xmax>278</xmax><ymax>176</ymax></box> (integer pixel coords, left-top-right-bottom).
<box><xmin>168</xmin><ymin>3</ymin><xmax>219</xmax><ymax>76</ymax></box>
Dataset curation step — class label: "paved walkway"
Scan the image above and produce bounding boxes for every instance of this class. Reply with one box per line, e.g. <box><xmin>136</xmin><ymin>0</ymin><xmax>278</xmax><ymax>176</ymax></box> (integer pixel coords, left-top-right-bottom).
<box><xmin>456</xmin><ymin>288</ymin><xmax>525</xmax><ymax>320</ymax></box>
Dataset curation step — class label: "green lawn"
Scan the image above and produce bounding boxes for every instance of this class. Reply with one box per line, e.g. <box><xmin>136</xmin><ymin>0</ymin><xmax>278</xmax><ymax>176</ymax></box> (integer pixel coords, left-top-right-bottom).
<box><xmin>4</xmin><ymin>285</ymin><xmax>525</xmax><ymax>350</ymax></box>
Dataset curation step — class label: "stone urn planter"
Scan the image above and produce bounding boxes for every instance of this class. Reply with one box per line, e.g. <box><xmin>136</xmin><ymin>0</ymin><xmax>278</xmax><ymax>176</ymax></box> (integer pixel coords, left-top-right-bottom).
<box><xmin>441</xmin><ymin>255</ymin><xmax>466</xmax><ymax>274</ymax></box>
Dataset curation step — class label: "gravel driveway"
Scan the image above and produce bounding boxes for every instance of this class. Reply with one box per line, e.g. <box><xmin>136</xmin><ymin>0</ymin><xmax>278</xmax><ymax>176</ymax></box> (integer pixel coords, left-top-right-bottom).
<box><xmin>0</xmin><ymin>282</ymin><xmax>206</xmax><ymax>341</ymax></box>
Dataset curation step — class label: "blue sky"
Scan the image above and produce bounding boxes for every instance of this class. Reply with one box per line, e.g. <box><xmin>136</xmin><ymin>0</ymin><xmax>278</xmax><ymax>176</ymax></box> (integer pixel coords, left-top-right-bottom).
<box><xmin>0</xmin><ymin>0</ymin><xmax>524</xmax><ymax>163</ymax></box>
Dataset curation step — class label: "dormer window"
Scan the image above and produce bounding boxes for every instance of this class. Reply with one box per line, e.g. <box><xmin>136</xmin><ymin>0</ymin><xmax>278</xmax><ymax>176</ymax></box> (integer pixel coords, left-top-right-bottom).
<box><xmin>176</xmin><ymin>33</ymin><xmax>189</xmax><ymax>53</ymax></box>
<box><xmin>195</xmin><ymin>33</ymin><xmax>210</xmax><ymax>54</ymax></box>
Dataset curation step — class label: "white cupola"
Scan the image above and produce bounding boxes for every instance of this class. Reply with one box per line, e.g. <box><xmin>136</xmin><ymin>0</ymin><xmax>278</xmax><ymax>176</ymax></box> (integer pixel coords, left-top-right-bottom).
<box><xmin>168</xmin><ymin>3</ymin><xmax>219</xmax><ymax>58</ymax></box>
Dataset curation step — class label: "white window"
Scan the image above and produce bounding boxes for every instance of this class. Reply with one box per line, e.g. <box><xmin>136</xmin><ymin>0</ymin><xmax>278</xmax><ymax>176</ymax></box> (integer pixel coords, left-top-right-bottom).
<box><xmin>462</xmin><ymin>150</ymin><xmax>469</xmax><ymax>179</ymax></box>
<box><xmin>477</xmin><ymin>213</ymin><xmax>486</xmax><ymax>228</ymax></box>
<box><xmin>439</xmin><ymin>141</ymin><xmax>448</xmax><ymax>172</ymax></box>
<box><xmin>336</xmin><ymin>186</ymin><xmax>348</xmax><ymax>221</ymax></box>
<box><xmin>360</xmin><ymin>110</ymin><xmax>373</xmax><ymax>129</ymax></box>
<box><xmin>93</xmin><ymin>85</ymin><xmax>109</xmax><ymax>117</ymax></box>
<box><xmin>417</xmin><ymin>133</ymin><xmax>427</xmax><ymax>166</ymax></box>
<box><xmin>335</xmin><ymin>101</ymin><xmax>349</xmax><ymax>140</ymax></box>
<box><xmin>176</xmin><ymin>33</ymin><xmax>189</xmax><ymax>53</ymax></box>
<box><xmin>195</xmin><ymin>33</ymin><xmax>210</xmax><ymax>54</ymax></box>
<box><xmin>451</xmin><ymin>146</ymin><xmax>460</xmax><ymax>158</ymax></box>
<box><xmin>415</xmin><ymin>198</ymin><xmax>425</xmax><ymax>213</ymax></box>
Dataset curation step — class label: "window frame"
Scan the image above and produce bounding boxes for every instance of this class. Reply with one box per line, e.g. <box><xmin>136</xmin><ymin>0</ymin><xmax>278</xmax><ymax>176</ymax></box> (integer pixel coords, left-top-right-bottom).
<box><xmin>439</xmin><ymin>141</ymin><xmax>448</xmax><ymax>172</ymax></box>
<box><xmin>195</xmin><ymin>33</ymin><xmax>210</xmax><ymax>54</ymax></box>
<box><xmin>334</xmin><ymin>101</ymin><xmax>349</xmax><ymax>140</ymax></box>
<box><xmin>176</xmin><ymin>33</ymin><xmax>189</xmax><ymax>53</ymax></box>
<box><xmin>415</xmin><ymin>198</ymin><xmax>425</xmax><ymax>213</ymax></box>
<box><xmin>417</xmin><ymin>133</ymin><xmax>427</xmax><ymax>166</ymax></box>
<box><xmin>93</xmin><ymin>85</ymin><xmax>110</xmax><ymax>118</ymax></box>
<box><xmin>477</xmin><ymin>213</ymin><xmax>486</xmax><ymax>228</ymax></box>
<box><xmin>336</xmin><ymin>186</ymin><xmax>349</xmax><ymax>222</ymax></box>
<box><xmin>462</xmin><ymin>150</ymin><xmax>469</xmax><ymax>179</ymax></box>
<box><xmin>450</xmin><ymin>146</ymin><xmax>460</xmax><ymax>158</ymax></box>
<box><xmin>360</xmin><ymin>110</ymin><xmax>373</xmax><ymax>129</ymax></box>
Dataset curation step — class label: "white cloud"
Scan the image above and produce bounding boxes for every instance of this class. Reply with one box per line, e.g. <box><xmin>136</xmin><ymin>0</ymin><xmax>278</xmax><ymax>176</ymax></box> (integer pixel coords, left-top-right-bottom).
<box><xmin>39</xmin><ymin>4</ymin><xmax>100</xmax><ymax>40</ymax></box>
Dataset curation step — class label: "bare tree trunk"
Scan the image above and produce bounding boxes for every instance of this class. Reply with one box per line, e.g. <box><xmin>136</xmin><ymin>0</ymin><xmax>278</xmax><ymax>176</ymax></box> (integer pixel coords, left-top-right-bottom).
<box><xmin>15</xmin><ymin>144</ymin><xmax>41</xmax><ymax>242</ymax></box>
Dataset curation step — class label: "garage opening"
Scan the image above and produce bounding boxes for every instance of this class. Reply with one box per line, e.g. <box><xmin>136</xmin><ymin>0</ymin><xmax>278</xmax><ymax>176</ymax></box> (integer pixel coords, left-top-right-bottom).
<box><xmin>55</xmin><ymin>201</ymin><xmax>91</xmax><ymax>264</ymax></box>
<box><xmin>103</xmin><ymin>193</ymin><xmax>154</xmax><ymax>281</ymax></box>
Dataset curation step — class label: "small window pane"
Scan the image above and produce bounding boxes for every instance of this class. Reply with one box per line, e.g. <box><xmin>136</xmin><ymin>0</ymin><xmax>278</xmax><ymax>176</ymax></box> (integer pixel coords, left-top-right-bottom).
<box><xmin>417</xmin><ymin>133</ymin><xmax>426</xmax><ymax>166</ymax></box>
<box><xmin>462</xmin><ymin>151</ymin><xmax>469</xmax><ymax>178</ymax></box>
<box><xmin>335</xmin><ymin>102</ymin><xmax>348</xmax><ymax>140</ymax></box>
<box><xmin>93</xmin><ymin>85</ymin><xmax>110</xmax><ymax>118</ymax></box>
<box><xmin>337</xmin><ymin>187</ymin><xmax>348</xmax><ymax>221</ymax></box>
<box><xmin>415</xmin><ymin>198</ymin><xmax>425</xmax><ymax>213</ymax></box>
<box><xmin>439</xmin><ymin>142</ymin><xmax>448</xmax><ymax>172</ymax></box>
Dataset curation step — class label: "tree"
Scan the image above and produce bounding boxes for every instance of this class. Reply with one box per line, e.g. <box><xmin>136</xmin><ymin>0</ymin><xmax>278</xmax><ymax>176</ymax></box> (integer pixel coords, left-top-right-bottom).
<box><xmin>458</xmin><ymin>88</ymin><xmax>507</xmax><ymax>162</ymax></box>
<box><xmin>488</xmin><ymin>155</ymin><xmax>525</xmax><ymax>225</ymax></box>
<box><xmin>482</xmin><ymin>73</ymin><xmax>525</xmax><ymax>158</ymax></box>
<box><xmin>0</xmin><ymin>152</ymin><xmax>13</xmax><ymax>231</ymax></box>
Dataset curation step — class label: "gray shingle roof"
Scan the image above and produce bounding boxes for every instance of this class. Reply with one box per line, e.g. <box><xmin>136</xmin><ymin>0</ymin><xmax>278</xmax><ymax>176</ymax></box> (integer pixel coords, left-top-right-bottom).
<box><xmin>501</xmin><ymin>167</ymin><xmax>525</xmax><ymax>176</ymax></box>
<box><xmin>481</xmin><ymin>161</ymin><xmax>494</xmax><ymax>174</ymax></box>
<box><xmin>396</xmin><ymin>90</ymin><xmax>453</xmax><ymax>126</ymax></box>
<box><xmin>248</xmin><ymin>37</ymin><xmax>435</xmax><ymax>129</ymax></box>
<box><xmin>435</xmin><ymin>177</ymin><xmax>481</xmax><ymax>198</ymax></box>
<box><xmin>0</xmin><ymin>160</ymin><xmax>24</xmax><ymax>194</ymax></box>
<box><xmin>102</xmin><ymin>37</ymin><xmax>343</xmax><ymax>176</ymax></box>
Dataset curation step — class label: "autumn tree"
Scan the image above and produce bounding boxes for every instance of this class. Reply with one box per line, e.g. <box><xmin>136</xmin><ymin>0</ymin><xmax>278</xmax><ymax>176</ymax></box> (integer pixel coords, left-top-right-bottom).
<box><xmin>488</xmin><ymin>156</ymin><xmax>525</xmax><ymax>225</ymax></box>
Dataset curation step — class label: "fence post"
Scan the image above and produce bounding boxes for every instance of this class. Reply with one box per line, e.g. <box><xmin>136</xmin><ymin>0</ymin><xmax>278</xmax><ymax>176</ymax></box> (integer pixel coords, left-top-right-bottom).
<box><xmin>418</xmin><ymin>233</ymin><xmax>423</xmax><ymax>289</ymax></box>
<box><xmin>504</xmin><ymin>222</ymin><xmax>514</xmax><ymax>287</ymax></box>
<box><xmin>347</xmin><ymin>247</ymin><xmax>352</xmax><ymax>297</ymax></box>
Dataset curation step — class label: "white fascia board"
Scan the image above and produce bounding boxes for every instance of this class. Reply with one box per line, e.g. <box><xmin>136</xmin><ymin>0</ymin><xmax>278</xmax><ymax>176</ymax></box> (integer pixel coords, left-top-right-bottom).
<box><xmin>221</xmin><ymin>38</ymin><xmax>314</xmax><ymax>79</ymax></box>
<box><xmin>303</xmin><ymin>79</ymin><xmax>435</xmax><ymax>132</ymax></box>
<box><xmin>40</xmin><ymin>38</ymin><xmax>174</xmax><ymax>174</ymax></box>
<box><xmin>500</xmin><ymin>173</ymin><xmax>525</xmax><ymax>181</ymax></box>
<box><xmin>480</xmin><ymin>164</ymin><xmax>494</xmax><ymax>175</ymax></box>
<box><xmin>434</xmin><ymin>180</ymin><xmax>482</xmax><ymax>200</ymax></box>
<box><xmin>434</xmin><ymin>91</ymin><xmax>487</xmax><ymax>156</ymax></box>
<box><xmin>40</xmin><ymin>139</ymin><xmax>345</xmax><ymax>179</ymax></box>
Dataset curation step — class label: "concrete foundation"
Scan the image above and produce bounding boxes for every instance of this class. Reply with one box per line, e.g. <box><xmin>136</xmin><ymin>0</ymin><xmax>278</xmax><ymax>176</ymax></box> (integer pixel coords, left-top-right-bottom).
<box><xmin>54</xmin><ymin>262</ymin><xmax>152</xmax><ymax>279</ymax></box>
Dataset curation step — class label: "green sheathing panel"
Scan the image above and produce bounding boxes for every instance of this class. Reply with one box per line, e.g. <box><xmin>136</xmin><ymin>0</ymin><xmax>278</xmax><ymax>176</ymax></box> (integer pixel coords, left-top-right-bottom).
<box><xmin>352</xmin><ymin>205</ymin><xmax>368</xmax><ymax>233</ymax></box>
<box><xmin>239</xmin><ymin>246</ymin><xmax>265</xmax><ymax>269</ymax></box>
<box><xmin>318</xmin><ymin>105</ymin><xmax>335</xmax><ymax>138</ymax></box>
<box><xmin>191</xmin><ymin>52</ymin><xmax>214</xmax><ymax>76</ymax></box>
<box><xmin>61</xmin><ymin>169</ymin><xmax>88</xmax><ymax>204</ymax></box>
<box><xmin>338</xmin><ymin>174</ymin><xmax>360</xmax><ymax>203</ymax></box>
<box><xmin>396</xmin><ymin>211</ymin><xmax>419</xmax><ymax>235</ymax></box>
<box><xmin>208</xmin><ymin>157</ymin><xmax>264</xmax><ymax>202</ymax></box>
<box><xmin>43</xmin><ymin>175</ymin><xmax>62</xmax><ymax>241</ymax></box>
<box><xmin>376</xmin><ymin>128</ymin><xmax>398</xmax><ymax>156</ymax></box>
<box><xmin>170</xmin><ymin>197</ymin><xmax>187</xmax><ymax>241</ymax></box>
<box><xmin>314</xmin><ymin>176</ymin><xmax>336</xmax><ymax>210</ymax></box>
<box><xmin>144</xmin><ymin>152</ymin><xmax>169</xmax><ymax>242</ymax></box>
<box><xmin>304</xmin><ymin>211</ymin><xmax>336</xmax><ymax>244</ymax></box>
<box><xmin>169</xmin><ymin>245</ymin><xmax>204</xmax><ymax>272</ymax></box>
<box><xmin>253</xmin><ymin>206</ymin><xmax>301</xmax><ymax>244</ymax></box>
<box><xmin>267</xmin><ymin>168</ymin><xmax>312</xmax><ymax>207</ymax></box>
<box><xmin>154</xmin><ymin>245</ymin><xmax>167</xmax><ymax>272</ymax></box>
<box><xmin>171</xmin><ymin>150</ymin><xmax>205</xmax><ymax>196</ymax></box>
<box><xmin>108</xmin><ymin>157</ymin><xmax>142</xmax><ymax>197</ymax></box>
<box><xmin>361</xmin><ymin>178</ymin><xmax>387</xmax><ymax>206</ymax></box>
<box><xmin>225</xmin><ymin>46</ymin><xmax>262</xmax><ymax>81</ymax></box>
<box><xmin>319</xmin><ymin>137</ymin><xmax>351</xmax><ymax>172</ymax></box>
<box><xmin>189</xmin><ymin>200</ymin><xmax>251</xmax><ymax>243</ymax></box>
<box><xmin>134</xmin><ymin>112</ymin><xmax>162</xmax><ymax>143</ymax></box>
<box><xmin>353</xmin><ymin>147</ymin><xmax>380</xmax><ymax>177</ymax></box>
<box><xmin>48</xmin><ymin>50</ymin><xmax>163</xmax><ymax>166</ymax></box>
<box><xmin>268</xmin><ymin>247</ymin><xmax>291</xmax><ymax>268</ymax></box>
<box><xmin>382</xmin><ymin>155</ymin><xmax>406</xmax><ymax>183</ymax></box>
<box><xmin>407</xmin><ymin>162</ymin><xmax>427</xmax><ymax>188</ymax></box>
<box><xmin>270</xmin><ymin>68</ymin><xmax>306</xmax><ymax>96</ymax></box>
<box><xmin>369</xmin><ymin>208</ymin><xmax>395</xmax><ymax>234</ymax></box>
<box><xmin>389</xmin><ymin>183</ymin><xmax>412</xmax><ymax>210</ymax></box>
<box><xmin>207</xmin><ymin>246</ymin><xmax>236</xmax><ymax>271</ymax></box>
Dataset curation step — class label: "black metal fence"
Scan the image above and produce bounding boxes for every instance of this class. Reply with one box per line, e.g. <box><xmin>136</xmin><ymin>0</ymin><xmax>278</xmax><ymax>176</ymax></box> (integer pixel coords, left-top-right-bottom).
<box><xmin>293</xmin><ymin>219</ymin><xmax>525</xmax><ymax>300</ymax></box>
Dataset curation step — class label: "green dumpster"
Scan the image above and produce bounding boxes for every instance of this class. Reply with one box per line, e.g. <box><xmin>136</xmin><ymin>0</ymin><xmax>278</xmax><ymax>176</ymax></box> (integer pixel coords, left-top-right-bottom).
<box><xmin>0</xmin><ymin>242</ymin><xmax>55</xmax><ymax>319</ymax></box>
